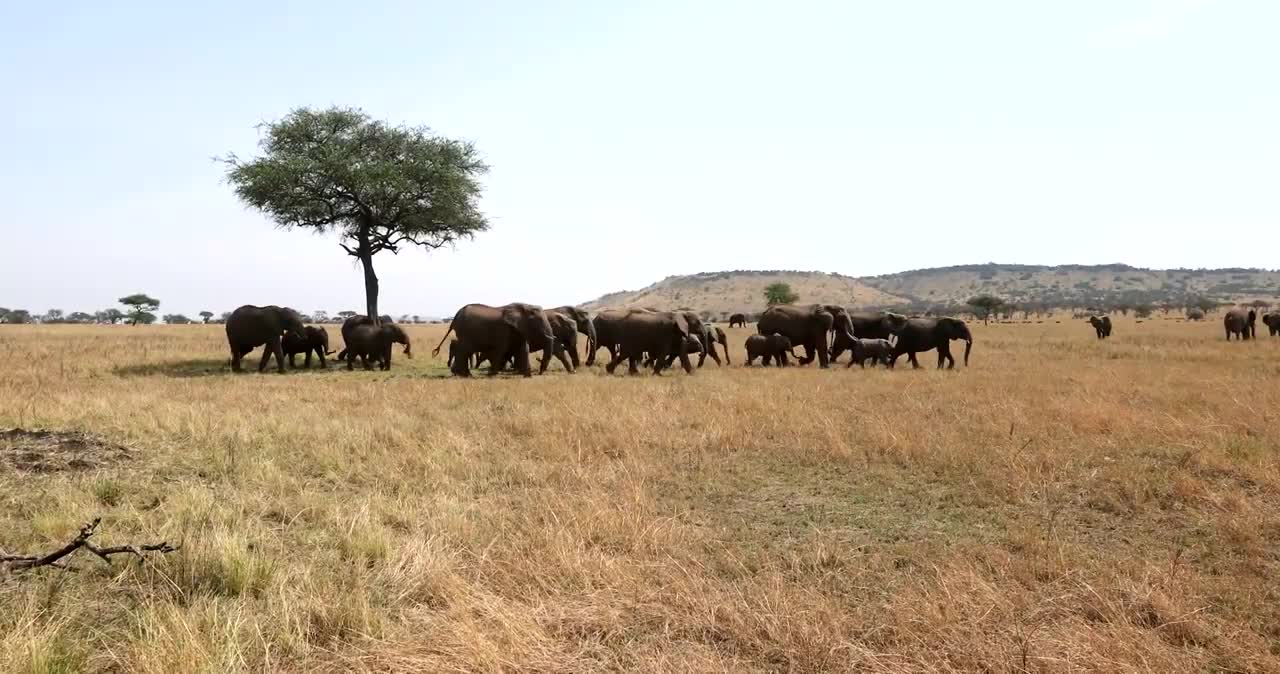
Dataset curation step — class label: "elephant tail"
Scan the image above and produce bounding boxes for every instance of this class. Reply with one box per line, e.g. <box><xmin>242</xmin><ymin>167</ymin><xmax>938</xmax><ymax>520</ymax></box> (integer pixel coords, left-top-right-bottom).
<box><xmin>963</xmin><ymin>338</ymin><xmax>972</xmax><ymax>367</ymax></box>
<box><xmin>430</xmin><ymin>325</ymin><xmax>455</xmax><ymax>358</ymax></box>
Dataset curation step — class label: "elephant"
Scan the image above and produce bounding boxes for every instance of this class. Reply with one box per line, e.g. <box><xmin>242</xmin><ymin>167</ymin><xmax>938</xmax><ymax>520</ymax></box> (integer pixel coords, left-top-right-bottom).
<box><xmin>844</xmin><ymin>338</ymin><xmax>894</xmax><ymax>368</ymax></box>
<box><xmin>728</xmin><ymin>313</ymin><xmax>747</xmax><ymax>328</ymax></box>
<box><xmin>604</xmin><ymin>311</ymin><xmax>695</xmax><ymax>375</ymax></box>
<box><xmin>446</xmin><ymin>339</ymin><xmax>482</xmax><ymax>370</ymax></box>
<box><xmin>1186</xmin><ymin>308</ymin><xmax>1206</xmax><ymax>321</ymax></box>
<box><xmin>756</xmin><ymin>304</ymin><xmax>859</xmax><ymax>368</ymax></box>
<box><xmin>282</xmin><ymin>325</ymin><xmax>334</xmax><ymax>369</ymax></box>
<box><xmin>337</xmin><ymin>315</ymin><xmax>411</xmax><ymax>368</ymax></box>
<box><xmin>1224</xmin><ymin>308</ymin><xmax>1256</xmax><ymax>341</ymax></box>
<box><xmin>549</xmin><ymin>306</ymin><xmax>597</xmax><ymax>366</ymax></box>
<box><xmin>830</xmin><ymin>312</ymin><xmax>910</xmax><ymax>363</ymax></box>
<box><xmin>656</xmin><ymin>325</ymin><xmax>731</xmax><ymax>368</ymax></box>
<box><xmin>889</xmin><ymin>317</ymin><xmax>973</xmax><ymax>369</ymax></box>
<box><xmin>431</xmin><ymin>303</ymin><xmax>557</xmax><ymax>377</ymax></box>
<box><xmin>225</xmin><ymin>305</ymin><xmax>307</xmax><ymax>373</ymax></box>
<box><xmin>1088</xmin><ymin>315</ymin><xmax>1112</xmax><ymax>339</ymax></box>
<box><xmin>342</xmin><ymin>321</ymin><xmax>412</xmax><ymax>371</ymax></box>
<box><xmin>485</xmin><ymin>311</ymin><xmax>578</xmax><ymax>373</ymax></box>
<box><xmin>745</xmin><ymin>334</ymin><xmax>800</xmax><ymax>366</ymax></box>
<box><xmin>1263</xmin><ymin>313</ymin><xmax>1280</xmax><ymax>337</ymax></box>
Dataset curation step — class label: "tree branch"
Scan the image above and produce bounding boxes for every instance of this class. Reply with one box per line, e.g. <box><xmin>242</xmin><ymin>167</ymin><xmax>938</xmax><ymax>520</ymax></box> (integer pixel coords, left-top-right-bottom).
<box><xmin>1</xmin><ymin>518</ymin><xmax>178</xmax><ymax>572</ymax></box>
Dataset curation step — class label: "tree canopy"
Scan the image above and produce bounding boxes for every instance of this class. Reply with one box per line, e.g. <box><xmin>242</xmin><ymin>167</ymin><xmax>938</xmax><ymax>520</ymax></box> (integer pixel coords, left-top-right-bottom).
<box><xmin>966</xmin><ymin>294</ymin><xmax>1004</xmax><ymax>323</ymax></box>
<box><xmin>222</xmin><ymin>106</ymin><xmax>489</xmax><ymax>321</ymax></box>
<box><xmin>764</xmin><ymin>283</ymin><xmax>799</xmax><ymax>306</ymax></box>
<box><xmin>199</xmin><ymin>311</ymin><xmax>214</xmax><ymax>323</ymax></box>
<box><xmin>119</xmin><ymin>294</ymin><xmax>160</xmax><ymax>326</ymax></box>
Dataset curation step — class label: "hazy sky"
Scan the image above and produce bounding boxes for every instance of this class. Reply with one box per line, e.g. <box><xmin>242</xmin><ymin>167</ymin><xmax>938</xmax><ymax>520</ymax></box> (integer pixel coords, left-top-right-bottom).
<box><xmin>2</xmin><ymin>0</ymin><xmax>1277</xmax><ymax>317</ymax></box>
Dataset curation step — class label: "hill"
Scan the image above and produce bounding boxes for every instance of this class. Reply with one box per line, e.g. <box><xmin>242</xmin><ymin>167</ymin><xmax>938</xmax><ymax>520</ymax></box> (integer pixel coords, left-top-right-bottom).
<box><xmin>583</xmin><ymin>264</ymin><xmax>1280</xmax><ymax>315</ymax></box>
<box><xmin>581</xmin><ymin>270</ymin><xmax>911</xmax><ymax>315</ymax></box>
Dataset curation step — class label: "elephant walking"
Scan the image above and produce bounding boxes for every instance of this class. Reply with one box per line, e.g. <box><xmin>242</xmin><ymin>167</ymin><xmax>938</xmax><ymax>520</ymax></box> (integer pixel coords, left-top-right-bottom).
<box><xmin>337</xmin><ymin>315</ymin><xmax>411</xmax><ymax>369</ymax></box>
<box><xmin>283</xmin><ymin>325</ymin><xmax>334</xmax><ymax>368</ymax></box>
<box><xmin>1263</xmin><ymin>313</ymin><xmax>1280</xmax><ymax>336</ymax></box>
<box><xmin>845</xmin><ymin>338</ymin><xmax>894</xmax><ymax>368</ymax></box>
<box><xmin>604</xmin><ymin>311</ymin><xmax>695</xmax><ymax>375</ymax></box>
<box><xmin>1088</xmin><ymin>316</ymin><xmax>1112</xmax><ymax>339</ymax></box>
<box><xmin>549</xmin><ymin>306</ymin><xmax>597</xmax><ymax>366</ymax></box>
<box><xmin>728</xmin><ymin>313</ymin><xmax>747</xmax><ymax>328</ymax></box>
<box><xmin>745</xmin><ymin>334</ymin><xmax>800</xmax><ymax>366</ymax></box>
<box><xmin>757</xmin><ymin>304</ymin><xmax>860</xmax><ymax>368</ymax></box>
<box><xmin>431</xmin><ymin>303</ymin><xmax>557</xmax><ymax>377</ymax></box>
<box><xmin>889</xmin><ymin>317</ymin><xmax>973</xmax><ymax>369</ymax></box>
<box><xmin>830</xmin><ymin>312</ymin><xmax>909</xmax><ymax>363</ymax></box>
<box><xmin>1224</xmin><ymin>308</ymin><xmax>1257</xmax><ymax>341</ymax></box>
<box><xmin>225</xmin><ymin>305</ymin><xmax>307</xmax><ymax>373</ymax></box>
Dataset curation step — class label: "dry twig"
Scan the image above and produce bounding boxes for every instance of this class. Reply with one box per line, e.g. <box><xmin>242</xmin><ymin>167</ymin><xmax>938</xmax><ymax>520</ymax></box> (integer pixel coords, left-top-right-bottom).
<box><xmin>1</xmin><ymin>518</ymin><xmax>178</xmax><ymax>572</ymax></box>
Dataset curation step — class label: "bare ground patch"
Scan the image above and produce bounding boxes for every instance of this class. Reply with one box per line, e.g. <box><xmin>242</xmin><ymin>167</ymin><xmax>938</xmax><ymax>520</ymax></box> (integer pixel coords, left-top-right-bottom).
<box><xmin>0</xmin><ymin>428</ymin><xmax>132</xmax><ymax>473</ymax></box>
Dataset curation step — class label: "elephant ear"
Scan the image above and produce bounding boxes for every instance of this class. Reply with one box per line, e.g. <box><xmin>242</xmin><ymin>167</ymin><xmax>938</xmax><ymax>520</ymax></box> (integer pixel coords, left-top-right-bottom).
<box><xmin>500</xmin><ymin>307</ymin><xmax>523</xmax><ymax>330</ymax></box>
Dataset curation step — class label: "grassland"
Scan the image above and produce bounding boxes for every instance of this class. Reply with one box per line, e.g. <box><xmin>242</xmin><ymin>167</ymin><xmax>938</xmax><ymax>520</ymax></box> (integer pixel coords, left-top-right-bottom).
<box><xmin>1</xmin><ymin>318</ymin><xmax>1279</xmax><ymax>672</ymax></box>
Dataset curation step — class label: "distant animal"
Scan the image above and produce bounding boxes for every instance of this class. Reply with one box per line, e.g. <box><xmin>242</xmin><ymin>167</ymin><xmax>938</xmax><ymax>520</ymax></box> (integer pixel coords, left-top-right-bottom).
<box><xmin>744</xmin><ymin>334</ymin><xmax>800</xmax><ymax>366</ymax></box>
<box><xmin>1186</xmin><ymin>308</ymin><xmax>1206</xmax><ymax>321</ymax></box>
<box><xmin>1223</xmin><ymin>308</ymin><xmax>1256</xmax><ymax>341</ymax></box>
<box><xmin>282</xmin><ymin>325</ymin><xmax>334</xmax><ymax>368</ymax></box>
<box><xmin>225</xmin><ymin>305</ymin><xmax>307</xmax><ymax>373</ymax></box>
<box><xmin>845</xmin><ymin>338</ymin><xmax>894</xmax><ymax>368</ymax></box>
<box><xmin>1088</xmin><ymin>315</ymin><xmax>1112</xmax><ymax>339</ymax></box>
<box><xmin>1263</xmin><ymin>313</ymin><xmax>1280</xmax><ymax>336</ymax></box>
<box><xmin>728</xmin><ymin>313</ymin><xmax>747</xmax><ymax>328</ymax></box>
<box><xmin>889</xmin><ymin>317</ymin><xmax>973</xmax><ymax>369</ymax></box>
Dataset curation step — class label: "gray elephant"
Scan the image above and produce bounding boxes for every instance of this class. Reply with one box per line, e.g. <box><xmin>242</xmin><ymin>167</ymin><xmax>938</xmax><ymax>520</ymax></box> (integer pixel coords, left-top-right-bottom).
<box><xmin>728</xmin><ymin>313</ymin><xmax>747</xmax><ymax>328</ymax></box>
<box><xmin>745</xmin><ymin>334</ymin><xmax>800</xmax><ymax>366</ymax></box>
<box><xmin>830</xmin><ymin>312</ymin><xmax>910</xmax><ymax>363</ymax></box>
<box><xmin>549</xmin><ymin>305</ymin><xmax>597</xmax><ymax>367</ymax></box>
<box><xmin>1224</xmin><ymin>308</ymin><xmax>1256</xmax><ymax>341</ymax></box>
<box><xmin>757</xmin><ymin>304</ymin><xmax>861</xmax><ymax>368</ymax></box>
<box><xmin>1186</xmin><ymin>308</ymin><xmax>1206</xmax><ymax>321</ymax></box>
<box><xmin>487</xmin><ymin>311</ymin><xmax>578</xmax><ymax>373</ymax></box>
<box><xmin>283</xmin><ymin>325</ymin><xmax>334</xmax><ymax>369</ymax></box>
<box><xmin>704</xmin><ymin>325</ymin><xmax>730</xmax><ymax>365</ymax></box>
<box><xmin>225</xmin><ymin>305</ymin><xmax>307</xmax><ymax>373</ymax></box>
<box><xmin>604</xmin><ymin>311</ymin><xmax>695</xmax><ymax>375</ymax></box>
<box><xmin>1263</xmin><ymin>313</ymin><xmax>1280</xmax><ymax>336</ymax></box>
<box><xmin>591</xmin><ymin>308</ymin><xmax>651</xmax><ymax>366</ymax></box>
<box><xmin>431</xmin><ymin>303</ymin><xmax>556</xmax><ymax>377</ymax></box>
<box><xmin>342</xmin><ymin>321</ymin><xmax>412</xmax><ymax>371</ymax></box>
<box><xmin>889</xmin><ymin>317</ymin><xmax>973</xmax><ymax>369</ymax></box>
<box><xmin>845</xmin><ymin>338</ymin><xmax>894</xmax><ymax>368</ymax></box>
<box><xmin>1088</xmin><ymin>315</ymin><xmax>1112</xmax><ymax>339</ymax></box>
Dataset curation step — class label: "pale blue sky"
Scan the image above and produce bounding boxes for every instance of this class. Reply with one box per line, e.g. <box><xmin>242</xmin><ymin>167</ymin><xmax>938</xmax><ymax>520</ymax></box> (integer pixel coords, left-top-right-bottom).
<box><xmin>2</xmin><ymin>0</ymin><xmax>1277</xmax><ymax>317</ymax></box>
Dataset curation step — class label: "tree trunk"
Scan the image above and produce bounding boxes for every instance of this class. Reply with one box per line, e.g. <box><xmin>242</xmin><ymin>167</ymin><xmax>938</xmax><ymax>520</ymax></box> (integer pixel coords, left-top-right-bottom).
<box><xmin>360</xmin><ymin>252</ymin><xmax>379</xmax><ymax>324</ymax></box>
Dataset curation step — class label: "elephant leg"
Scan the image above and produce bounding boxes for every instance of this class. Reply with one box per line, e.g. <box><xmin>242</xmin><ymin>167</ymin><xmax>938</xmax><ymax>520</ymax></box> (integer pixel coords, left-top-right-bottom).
<box><xmin>605</xmin><ymin>350</ymin><xmax>625</xmax><ymax>374</ymax></box>
<box><xmin>516</xmin><ymin>341</ymin><xmax>533</xmax><ymax>378</ymax></box>
<box><xmin>678</xmin><ymin>348</ymin><xmax>694</xmax><ymax>374</ymax></box>
<box><xmin>362</xmin><ymin>353</ymin><xmax>373</xmax><ymax>371</ymax></box>
<box><xmin>627</xmin><ymin>353</ymin><xmax>641</xmax><ymax>375</ymax></box>
<box><xmin>288</xmin><ymin>353</ymin><xmax>297</xmax><ymax>369</ymax></box>
<box><xmin>347</xmin><ymin>351</ymin><xmax>356</xmax><ymax>370</ymax></box>
<box><xmin>816</xmin><ymin>340</ymin><xmax>830</xmax><ymax>369</ymax></box>
<box><xmin>706</xmin><ymin>346</ymin><xmax>721</xmax><ymax>367</ymax></box>
<box><xmin>908</xmin><ymin>352</ymin><xmax>921</xmax><ymax>369</ymax></box>
<box><xmin>304</xmin><ymin>351</ymin><xmax>313</xmax><ymax>368</ymax></box>
<box><xmin>317</xmin><ymin>348</ymin><xmax>327</xmax><ymax>369</ymax></box>
<box><xmin>939</xmin><ymin>344</ymin><xmax>955</xmax><ymax>369</ymax></box>
<box><xmin>230</xmin><ymin>347</ymin><xmax>243</xmax><ymax>372</ymax></box>
<box><xmin>553</xmin><ymin>346</ymin><xmax>574</xmax><ymax>373</ymax></box>
<box><xmin>257</xmin><ymin>345</ymin><xmax>273</xmax><ymax>372</ymax></box>
<box><xmin>798</xmin><ymin>342</ymin><xmax>816</xmax><ymax>366</ymax></box>
<box><xmin>569</xmin><ymin>344</ymin><xmax>581</xmax><ymax>370</ymax></box>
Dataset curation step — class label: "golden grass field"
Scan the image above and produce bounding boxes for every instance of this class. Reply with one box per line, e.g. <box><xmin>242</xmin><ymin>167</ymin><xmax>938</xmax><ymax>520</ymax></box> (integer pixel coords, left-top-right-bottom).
<box><xmin>2</xmin><ymin>317</ymin><xmax>1279</xmax><ymax>672</ymax></box>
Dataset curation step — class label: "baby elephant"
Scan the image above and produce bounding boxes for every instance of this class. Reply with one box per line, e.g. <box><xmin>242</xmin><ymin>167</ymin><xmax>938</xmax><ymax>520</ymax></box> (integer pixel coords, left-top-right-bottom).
<box><xmin>745</xmin><ymin>333</ymin><xmax>800</xmax><ymax>366</ymax></box>
<box><xmin>282</xmin><ymin>326</ymin><xmax>334</xmax><ymax>369</ymax></box>
<box><xmin>846</xmin><ymin>338</ymin><xmax>893</xmax><ymax>368</ymax></box>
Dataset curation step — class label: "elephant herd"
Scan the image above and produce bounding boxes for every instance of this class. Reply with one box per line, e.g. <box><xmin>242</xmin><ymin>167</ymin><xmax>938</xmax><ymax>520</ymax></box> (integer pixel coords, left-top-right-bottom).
<box><xmin>1086</xmin><ymin>308</ymin><xmax>1280</xmax><ymax>342</ymax></box>
<box><xmin>223</xmin><ymin>302</ymin><xmax>978</xmax><ymax>376</ymax></box>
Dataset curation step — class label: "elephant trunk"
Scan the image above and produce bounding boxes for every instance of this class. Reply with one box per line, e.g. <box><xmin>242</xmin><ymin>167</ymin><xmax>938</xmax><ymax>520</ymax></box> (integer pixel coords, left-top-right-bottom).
<box><xmin>403</xmin><ymin>338</ymin><xmax>412</xmax><ymax>359</ymax></box>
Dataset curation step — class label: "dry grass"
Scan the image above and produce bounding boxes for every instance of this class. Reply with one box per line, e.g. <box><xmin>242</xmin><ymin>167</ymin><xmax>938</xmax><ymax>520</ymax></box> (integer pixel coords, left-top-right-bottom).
<box><xmin>1</xmin><ymin>318</ymin><xmax>1279</xmax><ymax>672</ymax></box>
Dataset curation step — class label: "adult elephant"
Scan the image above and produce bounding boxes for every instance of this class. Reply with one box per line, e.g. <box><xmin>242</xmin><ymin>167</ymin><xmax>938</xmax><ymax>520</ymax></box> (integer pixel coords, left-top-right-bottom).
<box><xmin>1263</xmin><ymin>313</ymin><xmax>1280</xmax><ymax>337</ymax></box>
<box><xmin>830</xmin><ymin>312</ymin><xmax>909</xmax><ymax>363</ymax></box>
<box><xmin>431</xmin><ymin>303</ymin><xmax>556</xmax><ymax>377</ymax></box>
<box><xmin>756</xmin><ymin>304</ymin><xmax>858</xmax><ymax>368</ymax></box>
<box><xmin>605</xmin><ymin>311</ymin><xmax>695</xmax><ymax>375</ymax></box>
<box><xmin>1088</xmin><ymin>315</ymin><xmax>1112</xmax><ymax>339</ymax></box>
<box><xmin>889</xmin><ymin>317</ymin><xmax>973</xmax><ymax>369</ymax></box>
<box><xmin>1224</xmin><ymin>308</ymin><xmax>1256</xmax><ymax>341</ymax></box>
<box><xmin>225</xmin><ymin>305</ymin><xmax>307</xmax><ymax>373</ymax></box>
<box><xmin>728</xmin><ymin>313</ymin><xmax>747</xmax><ymax>328</ymax></box>
<box><xmin>659</xmin><ymin>324</ymin><xmax>731</xmax><ymax>368</ymax></box>
<box><xmin>488</xmin><ymin>311</ymin><xmax>578</xmax><ymax>372</ymax></box>
<box><xmin>549</xmin><ymin>306</ymin><xmax>597</xmax><ymax>366</ymax></box>
<box><xmin>337</xmin><ymin>315</ymin><xmax>411</xmax><ymax>366</ymax></box>
<box><xmin>283</xmin><ymin>325</ymin><xmax>334</xmax><ymax>369</ymax></box>
<box><xmin>343</xmin><ymin>321</ymin><xmax>413</xmax><ymax>371</ymax></box>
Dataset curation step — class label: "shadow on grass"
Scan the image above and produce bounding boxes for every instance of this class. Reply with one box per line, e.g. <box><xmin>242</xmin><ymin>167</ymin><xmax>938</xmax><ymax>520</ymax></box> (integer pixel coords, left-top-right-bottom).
<box><xmin>113</xmin><ymin>358</ymin><xmax>458</xmax><ymax>379</ymax></box>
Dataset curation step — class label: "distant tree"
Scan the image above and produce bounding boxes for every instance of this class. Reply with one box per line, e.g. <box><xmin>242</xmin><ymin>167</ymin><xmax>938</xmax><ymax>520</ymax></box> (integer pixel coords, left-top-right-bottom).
<box><xmin>222</xmin><ymin>106</ymin><xmax>489</xmax><ymax>323</ymax></box>
<box><xmin>1191</xmin><ymin>297</ymin><xmax>1218</xmax><ymax>314</ymax></box>
<box><xmin>338</xmin><ymin>310</ymin><xmax>357</xmax><ymax>320</ymax></box>
<box><xmin>68</xmin><ymin>311</ymin><xmax>94</xmax><ymax>323</ymax></box>
<box><xmin>95</xmin><ymin>309</ymin><xmax>125</xmax><ymax>324</ymax></box>
<box><xmin>966</xmin><ymin>295</ymin><xmax>1004</xmax><ymax>324</ymax></box>
<box><xmin>219</xmin><ymin>311</ymin><xmax>233</xmax><ymax>323</ymax></box>
<box><xmin>312</xmin><ymin>310</ymin><xmax>329</xmax><ymax>324</ymax></box>
<box><xmin>199</xmin><ymin>311</ymin><xmax>214</xmax><ymax>324</ymax></box>
<box><xmin>43</xmin><ymin>309</ymin><xmax>64</xmax><ymax>323</ymax></box>
<box><xmin>1248</xmin><ymin>299</ymin><xmax>1271</xmax><ymax>310</ymax></box>
<box><xmin>764</xmin><ymin>282</ymin><xmax>799</xmax><ymax>306</ymax></box>
<box><xmin>133</xmin><ymin>312</ymin><xmax>157</xmax><ymax>325</ymax></box>
<box><xmin>1134</xmin><ymin>304</ymin><xmax>1153</xmax><ymax>318</ymax></box>
<box><xmin>119</xmin><ymin>293</ymin><xmax>160</xmax><ymax>326</ymax></box>
<box><xmin>398</xmin><ymin>314</ymin><xmax>412</xmax><ymax>324</ymax></box>
<box><xmin>411</xmin><ymin>315</ymin><xmax>422</xmax><ymax>324</ymax></box>
<box><xmin>163</xmin><ymin>314</ymin><xmax>193</xmax><ymax>324</ymax></box>
<box><xmin>4</xmin><ymin>309</ymin><xmax>32</xmax><ymax>324</ymax></box>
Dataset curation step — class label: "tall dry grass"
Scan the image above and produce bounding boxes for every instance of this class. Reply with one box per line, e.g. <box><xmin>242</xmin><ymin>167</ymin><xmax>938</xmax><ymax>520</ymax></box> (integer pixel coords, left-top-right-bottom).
<box><xmin>0</xmin><ymin>317</ymin><xmax>1278</xmax><ymax>672</ymax></box>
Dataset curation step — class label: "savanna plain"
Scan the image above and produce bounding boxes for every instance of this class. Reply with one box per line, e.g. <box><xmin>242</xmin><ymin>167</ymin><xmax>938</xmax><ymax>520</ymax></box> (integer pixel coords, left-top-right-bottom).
<box><xmin>2</xmin><ymin>318</ymin><xmax>1279</xmax><ymax>673</ymax></box>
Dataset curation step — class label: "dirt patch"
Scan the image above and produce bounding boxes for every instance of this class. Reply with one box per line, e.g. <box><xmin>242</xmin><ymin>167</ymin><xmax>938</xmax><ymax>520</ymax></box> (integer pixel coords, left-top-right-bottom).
<box><xmin>0</xmin><ymin>428</ymin><xmax>132</xmax><ymax>473</ymax></box>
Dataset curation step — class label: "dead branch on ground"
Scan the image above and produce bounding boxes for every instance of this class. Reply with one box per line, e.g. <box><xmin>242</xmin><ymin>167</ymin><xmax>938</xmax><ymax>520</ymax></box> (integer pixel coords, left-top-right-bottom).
<box><xmin>1</xmin><ymin>518</ymin><xmax>178</xmax><ymax>572</ymax></box>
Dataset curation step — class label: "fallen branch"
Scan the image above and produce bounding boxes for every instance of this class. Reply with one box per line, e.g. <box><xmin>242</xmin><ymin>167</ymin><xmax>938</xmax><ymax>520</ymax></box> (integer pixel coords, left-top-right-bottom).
<box><xmin>1</xmin><ymin>518</ymin><xmax>178</xmax><ymax>572</ymax></box>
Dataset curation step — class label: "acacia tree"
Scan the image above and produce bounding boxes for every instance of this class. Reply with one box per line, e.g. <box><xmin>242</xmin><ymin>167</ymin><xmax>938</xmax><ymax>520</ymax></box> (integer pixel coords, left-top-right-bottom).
<box><xmin>199</xmin><ymin>311</ymin><xmax>214</xmax><ymax>324</ymax></box>
<box><xmin>119</xmin><ymin>294</ymin><xmax>160</xmax><ymax>326</ymax></box>
<box><xmin>223</xmin><ymin>107</ymin><xmax>489</xmax><ymax>322</ymax></box>
<box><xmin>764</xmin><ymin>283</ymin><xmax>799</xmax><ymax>305</ymax></box>
<box><xmin>966</xmin><ymin>294</ymin><xmax>1004</xmax><ymax>324</ymax></box>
